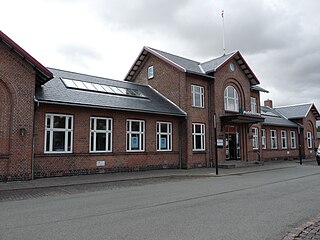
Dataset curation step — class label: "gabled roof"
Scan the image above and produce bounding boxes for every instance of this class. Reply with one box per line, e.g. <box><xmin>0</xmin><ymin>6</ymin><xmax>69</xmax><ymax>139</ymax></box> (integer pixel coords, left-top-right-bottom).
<box><xmin>125</xmin><ymin>47</ymin><xmax>260</xmax><ymax>85</ymax></box>
<box><xmin>36</xmin><ymin>68</ymin><xmax>186</xmax><ymax>117</ymax></box>
<box><xmin>261</xmin><ymin>106</ymin><xmax>298</xmax><ymax>127</ymax></box>
<box><xmin>275</xmin><ymin>103</ymin><xmax>320</xmax><ymax>120</ymax></box>
<box><xmin>0</xmin><ymin>31</ymin><xmax>53</xmax><ymax>85</ymax></box>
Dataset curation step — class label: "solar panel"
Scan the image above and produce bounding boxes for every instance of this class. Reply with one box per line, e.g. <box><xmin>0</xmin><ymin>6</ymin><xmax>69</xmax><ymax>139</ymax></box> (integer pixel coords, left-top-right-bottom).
<box><xmin>61</xmin><ymin>78</ymin><xmax>145</xmax><ymax>98</ymax></box>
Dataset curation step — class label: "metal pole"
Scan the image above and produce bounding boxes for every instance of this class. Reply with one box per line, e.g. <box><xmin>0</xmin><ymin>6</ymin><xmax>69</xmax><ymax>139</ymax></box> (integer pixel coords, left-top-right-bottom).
<box><xmin>214</xmin><ymin>113</ymin><xmax>218</xmax><ymax>175</ymax></box>
<box><xmin>298</xmin><ymin>126</ymin><xmax>302</xmax><ymax>165</ymax></box>
<box><xmin>222</xmin><ymin>10</ymin><xmax>226</xmax><ymax>55</ymax></box>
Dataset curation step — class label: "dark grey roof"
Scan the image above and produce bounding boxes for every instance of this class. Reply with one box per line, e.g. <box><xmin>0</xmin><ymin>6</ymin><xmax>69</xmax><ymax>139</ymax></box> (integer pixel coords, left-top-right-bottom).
<box><xmin>149</xmin><ymin>48</ymin><xmax>203</xmax><ymax>74</ymax></box>
<box><xmin>275</xmin><ymin>103</ymin><xmax>319</xmax><ymax>119</ymax></box>
<box><xmin>35</xmin><ymin>68</ymin><xmax>186</xmax><ymax>117</ymax></box>
<box><xmin>125</xmin><ymin>47</ymin><xmax>260</xmax><ymax>85</ymax></box>
<box><xmin>261</xmin><ymin>106</ymin><xmax>298</xmax><ymax>127</ymax></box>
<box><xmin>200</xmin><ymin>52</ymin><xmax>235</xmax><ymax>73</ymax></box>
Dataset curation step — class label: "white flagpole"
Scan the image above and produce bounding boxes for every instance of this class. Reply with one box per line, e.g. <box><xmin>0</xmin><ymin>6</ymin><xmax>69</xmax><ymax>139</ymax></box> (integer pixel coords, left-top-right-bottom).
<box><xmin>222</xmin><ymin>10</ymin><xmax>226</xmax><ymax>55</ymax></box>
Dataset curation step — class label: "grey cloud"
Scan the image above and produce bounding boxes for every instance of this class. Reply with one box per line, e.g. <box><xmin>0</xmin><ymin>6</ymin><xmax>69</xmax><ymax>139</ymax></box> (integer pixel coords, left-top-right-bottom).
<box><xmin>57</xmin><ymin>44</ymin><xmax>102</xmax><ymax>67</ymax></box>
<box><xmin>93</xmin><ymin>0</ymin><xmax>320</xmax><ymax>108</ymax></box>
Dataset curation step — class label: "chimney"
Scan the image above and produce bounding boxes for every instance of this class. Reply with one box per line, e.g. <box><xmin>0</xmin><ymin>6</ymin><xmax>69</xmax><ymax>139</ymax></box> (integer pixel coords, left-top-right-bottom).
<box><xmin>264</xmin><ymin>99</ymin><xmax>273</xmax><ymax>108</ymax></box>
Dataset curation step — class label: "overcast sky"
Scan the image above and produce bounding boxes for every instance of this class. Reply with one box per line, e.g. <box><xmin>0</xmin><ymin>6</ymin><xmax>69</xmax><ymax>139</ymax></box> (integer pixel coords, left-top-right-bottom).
<box><xmin>1</xmin><ymin>0</ymin><xmax>320</xmax><ymax>111</ymax></box>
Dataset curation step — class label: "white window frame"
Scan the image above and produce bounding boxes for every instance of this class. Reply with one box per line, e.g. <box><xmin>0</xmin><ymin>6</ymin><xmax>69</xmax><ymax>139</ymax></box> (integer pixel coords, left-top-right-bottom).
<box><xmin>45</xmin><ymin>114</ymin><xmax>73</xmax><ymax>153</ymax></box>
<box><xmin>281</xmin><ymin>130</ymin><xmax>287</xmax><ymax>149</ymax></box>
<box><xmin>307</xmin><ymin>131</ymin><xmax>313</xmax><ymax>149</ymax></box>
<box><xmin>126</xmin><ymin>120</ymin><xmax>145</xmax><ymax>152</ymax></box>
<box><xmin>156</xmin><ymin>122</ymin><xmax>172</xmax><ymax>151</ymax></box>
<box><xmin>252</xmin><ymin>127</ymin><xmax>259</xmax><ymax>150</ymax></box>
<box><xmin>191</xmin><ymin>85</ymin><xmax>204</xmax><ymax>108</ymax></box>
<box><xmin>90</xmin><ymin>117</ymin><xmax>112</xmax><ymax>153</ymax></box>
<box><xmin>148</xmin><ymin>66</ymin><xmax>154</xmax><ymax>79</ymax></box>
<box><xmin>270</xmin><ymin>130</ymin><xmax>278</xmax><ymax>149</ymax></box>
<box><xmin>192</xmin><ymin>123</ymin><xmax>205</xmax><ymax>151</ymax></box>
<box><xmin>251</xmin><ymin>97</ymin><xmax>257</xmax><ymax>113</ymax></box>
<box><xmin>290</xmin><ymin>131</ymin><xmax>296</xmax><ymax>149</ymax></box>
<box><xmin>224</xmin><ymin>86</ymin><xmax>239</xmax><ymax>112</ymax></box>
<box><xmin>261</xmin><ymin>129</ymin><xmax>266</xmax><ymax>149</ymax></box>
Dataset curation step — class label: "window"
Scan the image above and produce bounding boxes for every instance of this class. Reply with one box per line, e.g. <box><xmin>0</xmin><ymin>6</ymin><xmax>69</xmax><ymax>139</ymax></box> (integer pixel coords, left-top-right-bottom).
<box><xmin>148</xmin><ymin>66</ymin><xmax>154</xmax><ymax>79</ymax></box>
<box><xmin>191</xmin><ymin>85</ymin><xmax>204</xmax><ymax>108</ymax></box>
<box><xmin>192</xmin><ymin>123</ymin><xmax>205</xmax><ymax>151</ymax></box>
<box><xmin>307</xmin><ymin>131</ymin><xmax>313</xmax><ymax>149</ymax></box>
<box><xmin>261</xmin><ymin>129</ymin><xmax>266</xmax><ymax>149</ymax></box>
<box><xmin>61</xmin><ymin>78</ymin><xmax>145</xmax><ymax>98</ymax></box>
<box><xmin>281</xmin><ymin>130</ymin><xmax>287</xmax><ymax>149</ymax></box>
<box><xmin>156</xmin><ymin>122</ymin><xmax>172</xmax><ymax>151</ymax></box>
<box><xmin>252</xmin><ymin>128</ymin><xmax>259</xmax><ymax>149</ymax></box>
<box><xmin>251</xmin><ymin>97</ymin><xmax>257</xmax><ymax>113</ymax></box>
<box><xmin>270</xmin><ymin>130</ymin><xmax>277</xmax><ymax>149</ymax></box>
<box><xmin>290</xmin><ymin>131</ymin><xmax>296</xmax><ymax>149</ymax></box>
<box><xmin>127</xmin><ymin>120</ymin><xmax>145</xmax><ymax>152</ymax></box>
<box><xmin>90</xmin><ymin>117</ymin><xmax>112</xmax><ymax>152</ymax></box>
<box><xmin>224</xmin><ymin>86</ymin><xmax>239</xmax><ymax>112</ymax></box>
<box><xmin>45</xmin><ymin>114</ymin><xmax>73</xmax><ymax>153</ymax></box>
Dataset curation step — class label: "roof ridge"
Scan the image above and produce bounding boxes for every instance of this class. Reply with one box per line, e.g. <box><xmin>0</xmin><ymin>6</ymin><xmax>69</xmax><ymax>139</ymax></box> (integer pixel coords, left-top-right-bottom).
<box><xmin>275</xmin><ymin>103</ymin><xmax>313</xmax><ymax>109</ymax></box>
<box><xmin>200</xmin><ymin>51</ymin><xmax>237</xmax><ymax>65</ymax></box>
<box><xmin>148</xmin><ymin>47</ymin><xmax>201</xmax><ymax>64</ymax></box>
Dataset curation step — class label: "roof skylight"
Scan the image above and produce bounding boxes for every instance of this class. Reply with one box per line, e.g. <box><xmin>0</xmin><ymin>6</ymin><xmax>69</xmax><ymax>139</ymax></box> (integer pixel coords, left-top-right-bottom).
<box><xmin>61</xmin><ymin>78</ymin><xmax>145</xmax><ymax>98</ymax></box>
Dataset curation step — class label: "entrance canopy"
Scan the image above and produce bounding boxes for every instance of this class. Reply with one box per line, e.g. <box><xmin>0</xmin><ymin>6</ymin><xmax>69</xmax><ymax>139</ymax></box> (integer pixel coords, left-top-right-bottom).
<box><xmin>221</xmin><ymin>114</ymin><xmax>265</xmax><ymax>125</ymax></box>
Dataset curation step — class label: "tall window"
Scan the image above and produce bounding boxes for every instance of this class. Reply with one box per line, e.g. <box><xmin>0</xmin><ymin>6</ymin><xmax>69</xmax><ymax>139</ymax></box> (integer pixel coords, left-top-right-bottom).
<box><xmin>90</xmin><ymin>117</ymin><xmax>112</xmax><ymax>152</ymax></box>
<box><xmin>127</xmin><ymin>120</ymin><xmax>145</xmax><ymax>152</ymax></box>
<box><xmin>224</xmin><ymin>86</ymin><xmax>239</xmax><ymax>112</ymax></box>
<box><xmin>192</xmin><ymin>123</ymin><xmax>205</xmax><ymax>151</ymax></box>
<box><xmin>290</xmin><ymin>131</ymin><xmax>296</xmax><ymax>149</ymax></box>
<box><xmin>307</xmin><ymin>131</ymin><xmax>313</xmax><ymax>149</ymax></box>
<box><xmin>148</xmin><ymin>66</ymin><xmax>154</xmax><ymax>79</ymax></box>
<box><xmin>270</xmin><ymin>130</ymin><xmax>277</xmax><ymax>149</ymax></box>
<box><xmin>157</xmin><ymin>122</ymin><xmax>172</xmax><ymax>151</ymax></box>
<box><xmin>191</xmin><ymin>85</ymin><xmax>204</xmax><ymax>108</ymax></box>
<box><xmin>261</xmin><ymin>129</ymin><xmax>266</xmax><ymax>149</ymax></box>
<box><xmin>281</xmin><ymin>130</ymin><xmax>287</xmax><ymax>149</ymax></box>
<box><xmin>45</xmin><ymin>114</ymin><xmax>73</xmax><ymax>153</ymax></box>
<box><xmin>252</xmin><ymin>128</ymin><xmax>259</xmax><ymax>149</ymax></box>
<box><xmin>251</xmin><ymin>97</ymin><xmax>257</xmax><ymax>113</ymax></box>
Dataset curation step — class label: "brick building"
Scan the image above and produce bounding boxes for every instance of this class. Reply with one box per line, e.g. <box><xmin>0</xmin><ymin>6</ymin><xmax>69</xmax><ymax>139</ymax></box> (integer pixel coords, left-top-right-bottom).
<box><xmin>0</xmin><ymin>31</ymin><xmax>319</xmax><ymax>181</ymax></box>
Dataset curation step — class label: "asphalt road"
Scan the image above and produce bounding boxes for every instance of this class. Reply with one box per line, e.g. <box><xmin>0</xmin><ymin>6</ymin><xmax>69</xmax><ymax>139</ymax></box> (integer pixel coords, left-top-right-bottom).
<box><xmin>1</xmin><ymin>165</ymin><xmax>320</xmax><ymax>240</ymax></box>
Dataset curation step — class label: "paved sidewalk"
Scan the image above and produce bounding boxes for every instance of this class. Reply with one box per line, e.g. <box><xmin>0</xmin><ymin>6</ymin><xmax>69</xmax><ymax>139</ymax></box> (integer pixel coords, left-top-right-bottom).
<box><xmin>0</xmin><ymin>159</ymin><xmax>315</xmax><ymax>192</ymax></box>
<box><xmin>283</xmin><ymin>215</ymin><xmax>320</xmax><ymax>240</ymax></box>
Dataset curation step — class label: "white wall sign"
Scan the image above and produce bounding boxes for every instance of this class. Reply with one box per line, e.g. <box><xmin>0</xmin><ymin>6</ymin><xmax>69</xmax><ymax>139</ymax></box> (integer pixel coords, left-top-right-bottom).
<box><xmin>96</xmin><ymin>161</ymin><xmax>105</xmax><ymax>167</ymax></box>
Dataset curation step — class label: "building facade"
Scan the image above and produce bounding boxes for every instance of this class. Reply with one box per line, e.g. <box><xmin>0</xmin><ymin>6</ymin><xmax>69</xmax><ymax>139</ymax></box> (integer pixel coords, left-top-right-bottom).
<box><xmin>0</xmin><ymin>31</ymin><xmax>319</xmax><ymax>181</ymax></box>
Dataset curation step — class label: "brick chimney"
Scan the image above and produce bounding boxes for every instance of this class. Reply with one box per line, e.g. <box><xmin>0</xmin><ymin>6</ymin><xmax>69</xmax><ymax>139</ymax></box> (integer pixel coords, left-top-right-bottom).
<box><xmin>264</xmin><ymin>99</ymin><xmax>273</xmax><ymax>108</ymax></box>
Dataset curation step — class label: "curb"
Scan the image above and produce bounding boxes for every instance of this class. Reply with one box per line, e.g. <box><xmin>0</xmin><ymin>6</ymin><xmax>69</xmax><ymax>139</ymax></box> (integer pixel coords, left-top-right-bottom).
<box><xmin>0</xmin><ymin>164</ymin><xmax>299</xmax><ymax>193</ymax></box>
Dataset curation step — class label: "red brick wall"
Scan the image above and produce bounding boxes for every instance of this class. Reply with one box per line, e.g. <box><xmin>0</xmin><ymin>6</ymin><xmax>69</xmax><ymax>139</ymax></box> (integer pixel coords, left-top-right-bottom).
<box><xmin>302</xmin><ymin>111</ymin><xmax>317</xmax><ymax>158</ymax></box>
<box><xmin>213</xmin><ymin>59</ymin><xmax>260</xmax><ymax>162</ymax></box>
<box><xmin>260</xmin><ymin>126</ymin><xmax>300</xmax><ymax>160</ymax></box>
<box><xmin>0</xmin><ymin>41</ymin><xmax>36</xmax><ymax>181</ymax></box>
<box><xmin>33</xmin><ymin>104</ymin><xmax>181</xmax><ymax>177</ymax></box>
<box><xmin>130</xmin><ymin>53</ymin><xmax>210</xmax><ymax>168</ymax></box>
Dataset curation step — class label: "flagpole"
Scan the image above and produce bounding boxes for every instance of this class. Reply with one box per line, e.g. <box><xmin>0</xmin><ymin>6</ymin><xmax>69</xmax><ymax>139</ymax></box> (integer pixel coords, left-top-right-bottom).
<box><xmin>222</xmin><ymin>10</ymin><xmax>226</xmax><ymax>55</ymax></box>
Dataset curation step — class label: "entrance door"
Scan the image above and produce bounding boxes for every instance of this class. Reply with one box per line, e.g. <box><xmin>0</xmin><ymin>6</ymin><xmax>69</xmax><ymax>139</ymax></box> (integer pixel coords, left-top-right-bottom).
<box><xmin>225</xmin><ymin>125</ymin><xmax>240</xmax><ymax>160</ymax></box>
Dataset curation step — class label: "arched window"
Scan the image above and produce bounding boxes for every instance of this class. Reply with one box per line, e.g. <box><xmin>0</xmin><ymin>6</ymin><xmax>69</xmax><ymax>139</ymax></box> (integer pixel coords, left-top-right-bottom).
<box><xmin>224</xmin><ymin>86</ymin><xmax>239</xmax><ymax>112</ymax></box>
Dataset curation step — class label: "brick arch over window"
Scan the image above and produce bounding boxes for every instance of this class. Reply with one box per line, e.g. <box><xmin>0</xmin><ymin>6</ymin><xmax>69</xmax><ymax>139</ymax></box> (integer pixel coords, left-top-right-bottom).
<box><xmin>223</xmin><ymin>79</ymin><xmax>245</xmax><ymax>112</ymax></box>
<box><xmin>0</xmin><ymin>79</ymin><xmax>12</xmax><ymax>155</ymax></box>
